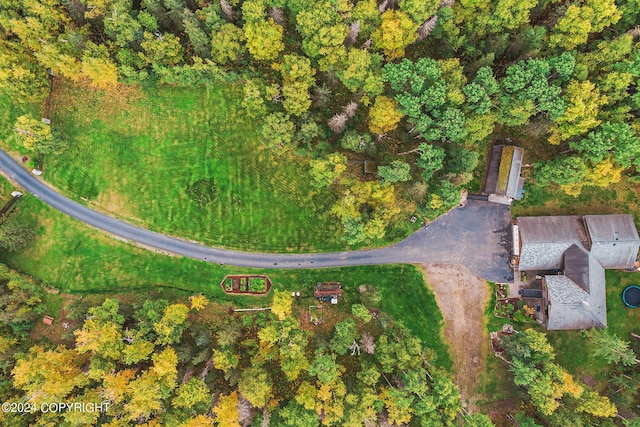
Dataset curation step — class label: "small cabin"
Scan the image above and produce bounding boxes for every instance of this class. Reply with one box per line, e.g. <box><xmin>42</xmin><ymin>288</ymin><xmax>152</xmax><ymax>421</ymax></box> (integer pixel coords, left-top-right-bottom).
<box><xmin>314</xmin><ymin>282</ymin><xmax>342</xmax><ymax>304</ymax></box>
<box><xmin>43</xmin><ymin>315</ymin><xmax>54</xmax><ymax>326</ymax></box>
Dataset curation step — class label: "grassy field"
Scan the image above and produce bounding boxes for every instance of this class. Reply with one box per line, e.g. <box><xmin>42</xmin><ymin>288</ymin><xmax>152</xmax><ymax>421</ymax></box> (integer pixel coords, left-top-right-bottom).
<box><xmin>0</xmin><ymin>180</ymin><xmax>451</xmax><ymax>368</ymax></box>
<box><xmin>13</xmin><ymin>80</ymin><xmax>349</xmax><ymax>252</ymax></box>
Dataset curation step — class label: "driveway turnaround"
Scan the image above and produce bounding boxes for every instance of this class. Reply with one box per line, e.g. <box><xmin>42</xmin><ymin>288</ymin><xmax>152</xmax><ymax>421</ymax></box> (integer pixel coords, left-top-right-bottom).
<box><xmin>0</xmin><ymin>150</ymin><xmax>513</xmax><ymax>283</ymax></box>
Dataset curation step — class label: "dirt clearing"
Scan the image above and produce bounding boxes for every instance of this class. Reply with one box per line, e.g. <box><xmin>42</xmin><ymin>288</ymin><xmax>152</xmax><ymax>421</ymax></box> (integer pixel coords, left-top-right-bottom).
<box><xmin>422</xmin><ymin>263</ymin><xmax>491</xmax><ymax>410</ymax></box>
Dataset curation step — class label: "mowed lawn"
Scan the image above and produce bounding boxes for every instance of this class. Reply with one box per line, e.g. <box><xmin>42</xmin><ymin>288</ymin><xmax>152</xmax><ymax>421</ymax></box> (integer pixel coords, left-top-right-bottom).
<box><xmin>0</xmin><ymin>181</ymin><xmax>450</xmax><ymax>368</ymax></box>
<box><xmin>45</xmin><ymin>80</ymin><xmax>341</xmax><ymax>252</ymax></box>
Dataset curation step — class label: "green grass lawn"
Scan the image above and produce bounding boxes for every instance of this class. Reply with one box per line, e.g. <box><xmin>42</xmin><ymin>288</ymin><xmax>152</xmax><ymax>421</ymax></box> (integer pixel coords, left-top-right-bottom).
<box><xmin>0</xmin><ymin>180</ymin><xmax>451</xmax><ymax>368</ymax></box>
<box><xmin>30</xmin><ymin>80</ymin><xmax>347</xmax><ymax>252</ymax></box>
<box><xmin>548</xmin><ymin>270</ymin><xmax>640</xmax><ymax>381</ymax></box>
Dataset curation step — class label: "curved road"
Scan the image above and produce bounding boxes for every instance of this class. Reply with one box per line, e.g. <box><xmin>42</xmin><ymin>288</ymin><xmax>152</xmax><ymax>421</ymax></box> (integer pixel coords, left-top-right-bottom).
<box><xmin>0</xmin><ymin>150</ymin><xmax>514</xmax><ymax>282</ymax></box>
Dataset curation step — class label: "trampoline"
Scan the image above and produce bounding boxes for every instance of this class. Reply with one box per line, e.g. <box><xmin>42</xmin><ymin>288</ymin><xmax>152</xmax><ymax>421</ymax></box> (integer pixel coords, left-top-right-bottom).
<box><xmin>623</xmin><ymin>286</ymin><xmax>640</xmax><ymax>308</ymax></box>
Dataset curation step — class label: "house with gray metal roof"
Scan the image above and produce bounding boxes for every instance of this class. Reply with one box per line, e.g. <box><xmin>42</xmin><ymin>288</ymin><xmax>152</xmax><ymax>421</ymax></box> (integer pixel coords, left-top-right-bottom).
<box><xmin>514</xmin><ymin>214</ymin><xmax>639</xmax><ymax>330</ymax></box>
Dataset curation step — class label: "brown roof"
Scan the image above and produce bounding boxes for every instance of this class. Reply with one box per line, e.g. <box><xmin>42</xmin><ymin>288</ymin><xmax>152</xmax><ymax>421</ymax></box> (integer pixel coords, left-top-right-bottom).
<box><xmin>43</xmin><ymin>316</ymin><xmax>54</xmax><ymax>326</ymax></box>
<box><xmin>314</xmin><ymin>283</ymin><xmax>342</xmax><ymax>296</ymax></box>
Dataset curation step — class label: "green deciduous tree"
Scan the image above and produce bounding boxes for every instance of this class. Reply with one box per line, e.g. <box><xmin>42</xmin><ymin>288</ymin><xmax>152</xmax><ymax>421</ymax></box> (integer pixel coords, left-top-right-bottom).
<box><xmin>351</xmin><ymin>304</ymin><xmax>372</xmax><ymax>322</ymax></box>
<box><xmin>383</xmin><ymin>58</ymin><xmax>467</xmax><ymax>143</ymax></box>
<box><xmin>337</xmin><ymin>48</ymin><xmax>384</xmax><ymax>97</ymax></box>
<box><xmin>245</xmin><ymin>19</ymin><xmax>284</xmax><ymax>61</ymax></box>
<box><xmin>261</xmin><ymin>112</ymin><xmax>296</xmax><ymax>151</ymax></box>
<box><xmin>378</xmin><ymin>160</ymin><xmax>411</xmax><ymax>184</ymax></box>
<box><xmin>309</xmin><ymin>153</ymin><xmax>347</xmax><ymax>189</ymax></box>
<box><xmin>308</xmin><ymin>353</ymin><xmax>342</xmax><ymax>384</ymax></box>
<box><xmin>278</xmin><ymin>54</ymin><xmax>316</xmax><ymax>116</ymax></box>
<box><xmin>210</xmin><ymin>23</ymin><xmax>246</xmax><ymax>64</ymax></box>
<box><xmin>535</xmin><ymin>156</ymin><xmax>587</xmax><ymax>187</ymax></box>
<box><xmin>295</xmin><ymin>3</ymin><xmax>348</xmax><ymax>71</ymax></box>
<box><xmin>585</xmin><ymin>328</ymin><xmax>638</xmax><ymax>366</ymax></box>
<box><xmin>0</xmin><ymin>216</ymin><xmax>35</xmax><ymax>252</ymax></box>
<box><xmin>140</xmin><ymin>31</ymin><xmax>184</xmax><ymax>67</ymax></box>
<box><xmin>399</xmin><ymin>0</ymin><xmax>438</xmax><ymax>25</ymax></box>
<box><xmin>330</xmin><ymin>318</ymin><xmax>357</xmax><ymax>355</ymax></box>
<box><xmin>570</xmin><ymin>122</ymin><xmax>640</xmax><ymax>167</ymax></box>
<box><xmin>172</xmin><ymin>378</ymin><xmax>210</xmax><ymax>410</ymax></box>
<box><xmin>464</xmin><ymin>67</ymin><xmax>498</xmax><ymax>114</ymax></box>
<box><xmin>340</xmin><ymin>130</ymin><xmax>373</xmax><ymax>152</ymax></box>
<box><xmin>351</xmin><ymin>0</ymin><xmax>381</xmax><ymax>39</ymax></box>
<box><xmin>502</xmin><ymin>329</ymin><xmax>585</xmax><ymax>416</ymax></box>
<box><xmin>498</xmin><ymin>58</ymin><xmax>566</xmax><ymax>126</ymax></box>
<box><xmin>14</xmin><ymin>115</ymin><xmax>66</xmax><ymax>154</ymax></box>
<box><xmin>279</xmin><ymin>400</ymin><xmax>318</xmax><ymax>427</ymax></box>
<box><xmin>239</xmin><ymin>366</ymin><xmax>272</xmax><ymax>407</ymax></box>
<box><xmin>416</xmin><ymin>143</ymin><xmax>445</xmax><ymax>182</ymax></box>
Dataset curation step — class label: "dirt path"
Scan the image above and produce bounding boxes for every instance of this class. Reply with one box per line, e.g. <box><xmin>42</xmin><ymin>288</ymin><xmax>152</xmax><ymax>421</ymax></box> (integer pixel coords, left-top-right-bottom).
<box><xmin>422</xmin><ymin>263</ymin><xmax>491</xmax><ymax>411</ymax></box>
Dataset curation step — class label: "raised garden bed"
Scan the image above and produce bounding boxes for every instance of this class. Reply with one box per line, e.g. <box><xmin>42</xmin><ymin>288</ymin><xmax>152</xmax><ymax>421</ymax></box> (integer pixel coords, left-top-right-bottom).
<box><xmin>495</xmin><ymin>298</ymin><xmax>535</xmax><ymax>322</ymax></box>
<box><xmin>221</xmin><ymin>275</ymin><xmax>272</xmax><ymax>295</ymax></box>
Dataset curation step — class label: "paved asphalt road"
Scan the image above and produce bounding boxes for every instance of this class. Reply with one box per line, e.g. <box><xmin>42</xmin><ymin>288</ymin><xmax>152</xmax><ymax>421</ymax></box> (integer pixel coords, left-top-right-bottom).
<box><xmin>0</xmin><ymin>150</ymin><xmax>513</xmax><ymax>282</ymax></box>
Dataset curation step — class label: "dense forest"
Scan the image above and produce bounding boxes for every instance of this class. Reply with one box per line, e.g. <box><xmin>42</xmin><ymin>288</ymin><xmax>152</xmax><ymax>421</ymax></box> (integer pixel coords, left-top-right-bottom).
<box><xmin>0</xmin><ymin>262</ymin><xmax>469</xmax><ymax>426</ymax></box>
<box><xmin>1</xmin><ymin>0</ymin><xmax>639</xmax><ymax>244</ymax></box>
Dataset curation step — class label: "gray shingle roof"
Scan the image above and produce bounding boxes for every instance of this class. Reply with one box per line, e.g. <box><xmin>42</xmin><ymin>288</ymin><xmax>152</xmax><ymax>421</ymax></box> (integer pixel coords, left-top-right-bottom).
<box><xmin>517</xmin><ymin>214</ymin><xmax>637</xmax><ymax>330</ymax></box>
<box><xmin>518</xmin><ymin>216</ymin><xmax>589</xmax><ymax>270</ymax></box>
<box><xmin>564</xmin><ymin>244</ymin><xmax>590</xmax><ymax>292</ymax></box>
<box><xmin>545</xmin><ymin>254</ymin><xmax>606</xmax><ymax>330</ymax></box>
<box><xmin>585</xmin><ymin>215</ymin><xmax>640</xmax><ymax>268</ymax></box>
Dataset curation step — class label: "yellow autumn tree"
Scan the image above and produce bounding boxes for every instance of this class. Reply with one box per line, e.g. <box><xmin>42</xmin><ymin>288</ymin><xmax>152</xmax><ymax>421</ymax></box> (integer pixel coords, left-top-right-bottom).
<box><xmin>101</xmin><ymin>369</ymin><xmax>137</xmax><ymax>404</ymax></box>
<box><xmin>271</xmin><ymin>289</ymin><xmax>293</xmax><ymax>320</ymax></box>
<box><xmin>368</xmin><ymin>96</ymin><xmax>403</xmax><ymax>134</ymax></box>
<box><xmin>179</xmin><ymin>415</ymin><xmax>215</xmax><ymax>427</ymax></box>
<box><xmin>332</xmin><ymin>180</ymin><xmax>401</xmax><ymax>244</ymax></box>
<box><xmin>317</xmin><ymin>379</ymin><xmax>347</xmax><ymax>425</ymax></box>
<box><xmin>372</xmin><ymin>10</ymin><xmax>417</xmax><ymax>60</ymax></box>
<box><xmin>81</xmin><ymin>43</ymin><xmax>119</xmax><ymax>89</ymax></box>
<box><xmin>548</xmin><ymin>80</ymin><xmax>606</xmax><ymax>144</ymax></box>
<box><xmin>12</xmin><ymin>345</ymin><xmax>84</xmax><ymax>405</ymax></box>
<box><xmin>584</xmin><ymin>157</ymin><xmax>622</xmax><ymax>188</ymax></box>
<box><xmin>213</xmin><ymin>392</ymin><xmax>241</xmax><ymax>427</ymax></box>
<box><xmin>577</xmin><ymin>390</ymin><xmax>618</xmax><ymax>418</ymax></box>
<box><xmin>189</xmin><ymin>294</ymin><xmax>209</xmax><ymax>311</ymax></box>
<box><xmin>151</xmin><ymin>347</ymin><xmax>178</xmax><ymax>390</ymax></box>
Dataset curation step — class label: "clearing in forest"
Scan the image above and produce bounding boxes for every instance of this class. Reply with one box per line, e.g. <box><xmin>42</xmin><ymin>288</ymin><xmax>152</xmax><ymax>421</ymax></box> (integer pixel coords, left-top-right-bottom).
<box><xmin>44</xmin><ymin>80</ymin><xmax>342</xmax><ymax>252</ymax></box>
